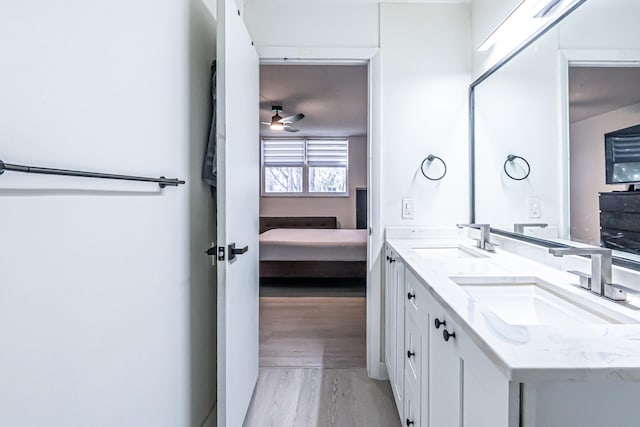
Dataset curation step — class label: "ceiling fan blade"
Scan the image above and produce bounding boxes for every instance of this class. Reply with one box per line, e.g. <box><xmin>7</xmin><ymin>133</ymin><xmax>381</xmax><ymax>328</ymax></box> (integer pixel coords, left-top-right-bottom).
<box><xmin>284</xmin><ymin>125</ymin><xmax>300</xmax><ymax>132</ymax></box>
<box><xmin>261</xmin><ymin>122</ymin><xmax>272</xmax><ymax>125</ymax></box>
<box><xmin>279</xmin><ymin>113</ymin><xmax>305</xmax><ymax>123</ymax></box>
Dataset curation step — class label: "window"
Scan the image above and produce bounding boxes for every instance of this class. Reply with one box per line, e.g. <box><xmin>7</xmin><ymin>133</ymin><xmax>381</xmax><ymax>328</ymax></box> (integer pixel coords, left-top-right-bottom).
<box><xmin>262</xmin><ymin>138</ymin><xmax>349</xmax><ymax>196</ymax></box>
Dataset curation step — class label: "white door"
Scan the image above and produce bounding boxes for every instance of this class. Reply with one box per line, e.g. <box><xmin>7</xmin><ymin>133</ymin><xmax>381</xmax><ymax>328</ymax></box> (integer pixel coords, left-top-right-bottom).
<box><xmin>216</xmin><ymin>0</ymin><xmax>260</xmax><ymax>425</ymax></box>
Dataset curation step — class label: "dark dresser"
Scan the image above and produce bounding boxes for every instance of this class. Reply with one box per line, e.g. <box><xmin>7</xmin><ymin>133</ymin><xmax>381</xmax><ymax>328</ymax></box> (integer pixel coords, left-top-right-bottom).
<box><xmin>599</xmin><ymin>191</ymin><xmax>640</xmax><ymax>254</ymax></box>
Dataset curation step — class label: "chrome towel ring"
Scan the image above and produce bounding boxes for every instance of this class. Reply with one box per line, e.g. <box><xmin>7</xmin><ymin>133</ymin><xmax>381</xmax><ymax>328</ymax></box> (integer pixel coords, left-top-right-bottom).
<box><xmin>421</xmin><ymin>154</ymin><xmax>447</xmax><ymax>181</ymax></box>
<box><xmin>504</xmin><ymin>154</ymin><xmax>530</xmax><ymax>181</ymax></box>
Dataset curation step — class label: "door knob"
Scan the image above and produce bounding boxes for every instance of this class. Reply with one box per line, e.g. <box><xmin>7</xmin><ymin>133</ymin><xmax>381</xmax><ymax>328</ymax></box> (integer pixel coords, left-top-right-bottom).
<box><xmin>407</xmin><ymin>292</ymin><xmax>416</xmax><ymax>301</ymax></box>
<box><xmin>228</xmin><ymin>243</ymin><xmax>248</xmax><ymax>261</ymax></box>
<box><xmin>443</xmin><ymin>329</ymin><xmax>456</xmax><ymax>342</ymax></box>
<box><xmin>407</xmin><ymin>350</ymin><xmax>415</xmax><ymax>359</ymax></box>
<box><xmin>406</xmin><ymin>419</ymin><xmax>415</xmax><ymax>426</ymax></box>
<box><xmin>434</xmin><ymin>318</ymin><xmax>446</xmax><ymax>329</ymax></box>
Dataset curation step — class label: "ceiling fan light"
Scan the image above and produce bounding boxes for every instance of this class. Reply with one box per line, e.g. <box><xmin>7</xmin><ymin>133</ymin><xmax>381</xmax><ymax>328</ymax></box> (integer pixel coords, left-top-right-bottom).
<box><xmin>270</xmin><ymin>123</ymin><xmax>284</xmax><ymax>131</ymax></box>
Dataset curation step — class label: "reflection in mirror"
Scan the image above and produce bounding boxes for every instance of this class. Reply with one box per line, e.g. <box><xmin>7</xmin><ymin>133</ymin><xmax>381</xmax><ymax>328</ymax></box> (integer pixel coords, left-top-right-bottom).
<box><xmin>473</xmin><ymin>0</ymin><xmax>640</xmax><ymax>264</ymax></box>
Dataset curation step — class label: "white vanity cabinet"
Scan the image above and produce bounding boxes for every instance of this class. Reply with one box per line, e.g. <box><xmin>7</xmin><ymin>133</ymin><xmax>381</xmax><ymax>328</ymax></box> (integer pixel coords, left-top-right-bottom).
<box><xmin>386</xmin><ymin>248</ymin><xmax>511</xmax><ymax>427</ymax></box>
<box><xmin>385</xmin><ymin>238</ymin><xmax>640</xmax><ymax>427</ymax></box>
<box><xmin>384</xmin><ymin>244</ymin><xmax>405</xmax><ymax>418</ymax></box>
<box><xmin>426</xmin><ymin>293</ymin><xmax>511</xmax><ymax>427</ymax></box>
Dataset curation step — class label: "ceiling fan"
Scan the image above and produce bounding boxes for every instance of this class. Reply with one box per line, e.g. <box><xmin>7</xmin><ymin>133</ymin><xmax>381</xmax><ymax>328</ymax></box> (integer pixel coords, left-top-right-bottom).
<box><xmin>261</xmin><ymin>105</ymin><xmax>305</xmax><ymax>132</ymax></box>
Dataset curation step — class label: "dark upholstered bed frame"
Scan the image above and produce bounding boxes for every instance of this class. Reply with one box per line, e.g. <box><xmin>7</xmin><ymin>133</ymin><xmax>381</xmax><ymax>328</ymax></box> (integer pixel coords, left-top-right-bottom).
<box><xmin>259</xmin><ymin>216</ymin><xmax>366</xmax><ymax>279</ymax></box>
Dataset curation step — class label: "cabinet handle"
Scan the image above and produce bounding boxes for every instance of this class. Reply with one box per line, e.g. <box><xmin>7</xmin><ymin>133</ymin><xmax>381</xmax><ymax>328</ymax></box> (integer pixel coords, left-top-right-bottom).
<box><xmin>443</xmin><ymin>329</ymin><xmax>456</xmax><ymax>342</ymax></box>
<box><xmin>434</xmin><ymin>318</ymin><xmax>446</xmax><ymax>329</ymax></box>
<box><xmin>406</xmin><ymin>419</ymin><xmax>415</xmax><ymax>426</ymax></box>
<box><xmin>407</xmin><ymin>292</ymin><xmax>416</xmax><ymax>301</ymax></box>
<box><xmin>386</xmin><ymin>255</ymin><xmax>390</xmax><ymax>262</ymax></box>
<box><xmin>407</xmin><ymin>350</ymin><xmax>415</xmax><ymax>358</ymax></box>
<box><xmin>390</xmin><ymin>258</ymin><xmax>396</xmax><ymax>263</ymax></box>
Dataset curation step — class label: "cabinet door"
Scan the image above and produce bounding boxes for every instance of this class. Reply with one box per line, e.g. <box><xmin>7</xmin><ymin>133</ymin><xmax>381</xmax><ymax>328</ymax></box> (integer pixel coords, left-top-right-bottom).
<box><xmin>404</xmin><ymin>368</ymin><xmax>422</xmax><ymax>427</ymax></box>
<box><xmin>394</xmin><ymin>256</ymin><xmax>405</xmax><ymax>407</ymax></box>
<box><xmin>384</xmin><ymin>246</ymin><xmax>395</xmax><ymax>386</ymax></box>
<box><xmin>384</xmin><ymin>246</ymin><xmax>404</xmax><ymax>417</ymax></box>
<box><xmin>461</xmin><ymin>338</ymin><xmax>511</xmax><ymax>427</ymax></box>
<box><xmin>404</xmin><ymin>308</ymin><xmax>425</xmax><ymax>427</ymax></box>
<box><xmin>429</xmin><ymin>311</ymin><xmax>461</xmax><ymax>427</ymax></box>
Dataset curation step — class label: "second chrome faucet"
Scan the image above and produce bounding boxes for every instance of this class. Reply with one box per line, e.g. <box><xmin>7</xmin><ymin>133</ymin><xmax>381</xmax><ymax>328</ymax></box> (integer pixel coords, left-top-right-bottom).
<box><xmin>549</xmin><ymin>247</ymin><xmax>627</xmax><ymax>301</ymax></box>
<box><xmin>457</xmin><ymin>223</ymin><xmax>497</xmax><ymax>252</ymax></box>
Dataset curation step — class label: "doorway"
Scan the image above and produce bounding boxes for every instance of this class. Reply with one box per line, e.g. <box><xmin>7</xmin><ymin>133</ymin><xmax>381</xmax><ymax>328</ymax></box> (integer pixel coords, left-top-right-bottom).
<box><xmin>243</xmin><ymin>63</ymin><xmax>399</xmax><ymax>425</ymax></box>
<box><xmin>258</xmin><ymin>63</ymin><xmax>368</xmax><ymax>367</ymax></box>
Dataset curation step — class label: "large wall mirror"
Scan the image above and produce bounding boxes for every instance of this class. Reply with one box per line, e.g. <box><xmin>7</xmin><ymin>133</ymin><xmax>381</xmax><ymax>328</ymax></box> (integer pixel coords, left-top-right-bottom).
<box><xmin>472</xmin><ymin>0</ymin><xmax>640</xmax><ymax>267</ymax></box>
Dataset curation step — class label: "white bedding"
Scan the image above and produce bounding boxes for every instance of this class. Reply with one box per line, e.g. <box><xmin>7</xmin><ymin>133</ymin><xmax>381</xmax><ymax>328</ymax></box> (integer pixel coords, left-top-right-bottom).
<box><xmin>259</xmin><ymin>228</ymin><xmax>367</xmax><ymax>262</ymax></box>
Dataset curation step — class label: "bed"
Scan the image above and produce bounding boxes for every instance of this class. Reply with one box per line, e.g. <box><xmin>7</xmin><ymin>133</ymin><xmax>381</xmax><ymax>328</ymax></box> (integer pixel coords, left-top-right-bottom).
<box><xmin>259</xmin><ymin>216</ymin><xmax>367</xmax><ymax>278</ymax></box>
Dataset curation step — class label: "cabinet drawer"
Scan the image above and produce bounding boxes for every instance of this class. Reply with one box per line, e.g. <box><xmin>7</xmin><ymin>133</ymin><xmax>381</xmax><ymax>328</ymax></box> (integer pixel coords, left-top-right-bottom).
<box><xmin>404</xmin><ymin>367</ymin><xmax>422</xmax><ymax>427</ymax></box>
<box><xmin>405</xmin><ymin>268</ymin><xmax>430</xmax><ymax>319</ymax></box>
<box><xmin>600</xmin><ymin>192</ymin><xmax>640</xmax><ymax>213</ymax></box>
<box><xmin>405</xmin><ymin>309</ymin><xmax>423</xmax><ymax>382</ymax></box>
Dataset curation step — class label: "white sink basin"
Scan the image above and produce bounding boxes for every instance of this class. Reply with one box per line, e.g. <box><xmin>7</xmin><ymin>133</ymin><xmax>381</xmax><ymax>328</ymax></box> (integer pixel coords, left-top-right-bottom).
<box><xmin>412</xmin><ymin>246</ymin><xmax>487</xmax><ymax>260</ymax></box>
<box><xmin>454</xmin><ymin>279</ymin><xmax>638</xmax><ymax>325</ymax></box>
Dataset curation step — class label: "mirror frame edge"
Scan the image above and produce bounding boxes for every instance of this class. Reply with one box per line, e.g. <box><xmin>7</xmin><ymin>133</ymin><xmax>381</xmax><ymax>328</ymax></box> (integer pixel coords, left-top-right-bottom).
<box><xmin>467</xmin><ymin>0</ymin><xmax>640</xmax><ymax>270</ymax></box>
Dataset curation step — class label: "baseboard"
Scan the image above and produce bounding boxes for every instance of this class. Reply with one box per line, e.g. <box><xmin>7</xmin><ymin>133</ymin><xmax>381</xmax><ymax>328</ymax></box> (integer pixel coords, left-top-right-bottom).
<box><xmin>201</xmin><ymin>402</ymin><xmax>217</xmax><ymax>427</ymax></box>
<box><xmin>368</xmin><ymin>361</ymin><xmax>389</xmax><ymax>380</ymax></box>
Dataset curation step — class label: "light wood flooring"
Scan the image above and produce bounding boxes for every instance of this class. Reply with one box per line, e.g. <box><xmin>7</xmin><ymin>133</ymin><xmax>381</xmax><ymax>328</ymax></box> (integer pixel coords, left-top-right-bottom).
<box><xmin>260</xmin><ymin>297</ymin><xmax>366</xmax><ymax>368</ymax></box>
<box><xmin>243</xmin><ymin>367</ymin><xmax>399</xmax><ymax>427</ymax></box>
<box><xmin>243</xmin><ymin>296</ymin><xmax>400</xmax><ymax>427</ymax></box>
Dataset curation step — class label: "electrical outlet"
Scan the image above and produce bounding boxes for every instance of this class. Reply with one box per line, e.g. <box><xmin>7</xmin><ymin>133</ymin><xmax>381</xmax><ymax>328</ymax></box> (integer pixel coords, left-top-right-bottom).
<box><xmin>402</xmin><ymin>198</ymin><xmax>415</xmax><ymax>219</ymax></box>
<box><xmin>528</xmin><ymin>198</ymin><xmax>541</xmax><ymax>219</ymax></box>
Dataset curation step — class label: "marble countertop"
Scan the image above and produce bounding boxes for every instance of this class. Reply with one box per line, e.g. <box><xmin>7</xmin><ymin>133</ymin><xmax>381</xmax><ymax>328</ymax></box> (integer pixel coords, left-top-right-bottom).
<box><xmin>386</xmin><ymin>233</ymin><xmax>640</xmax><ymax>383</ymax></box>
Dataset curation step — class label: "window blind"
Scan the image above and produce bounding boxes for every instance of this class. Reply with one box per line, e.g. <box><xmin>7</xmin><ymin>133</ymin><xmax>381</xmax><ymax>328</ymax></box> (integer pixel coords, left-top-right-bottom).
<box><xmin>262</xmin><ymin>139</ymin><xmax>305</xmax><ymax>166</ymax></box>
<box><xmin>306</xmin><ymin>139</ymin><xmax>349</xmax><ymax>167</ymax></box>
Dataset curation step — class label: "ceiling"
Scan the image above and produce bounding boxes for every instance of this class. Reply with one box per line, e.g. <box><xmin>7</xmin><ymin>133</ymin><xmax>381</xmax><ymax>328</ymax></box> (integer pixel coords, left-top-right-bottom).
<box><xmin>259</xmin><ymin>64</ymin><xmax>367</xmax><ymax>138</ymax></box>
<box><xmin>569</xmin><ymin>67</ymin><xmax>640</xmax><ymax>123</ymax></box>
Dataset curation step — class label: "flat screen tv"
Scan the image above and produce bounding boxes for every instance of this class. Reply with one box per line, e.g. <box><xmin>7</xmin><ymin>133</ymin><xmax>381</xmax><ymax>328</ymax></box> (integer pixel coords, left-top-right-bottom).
<box><xmin>605</xmin><ymin>124</ymin><xmax>640</xmax><ymax>184</ymax></box>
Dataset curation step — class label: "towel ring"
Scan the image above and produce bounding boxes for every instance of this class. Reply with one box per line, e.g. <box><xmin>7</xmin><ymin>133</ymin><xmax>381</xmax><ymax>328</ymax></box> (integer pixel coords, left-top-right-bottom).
<box><xmin>421</xmin><ymin>154</ymin><xmax>447</xmax><ymax>181</ymax></box>
<box><xmin>504</xmin><ymin>154</ymin><xmax>530</xmax><ymax>181</ymax></box>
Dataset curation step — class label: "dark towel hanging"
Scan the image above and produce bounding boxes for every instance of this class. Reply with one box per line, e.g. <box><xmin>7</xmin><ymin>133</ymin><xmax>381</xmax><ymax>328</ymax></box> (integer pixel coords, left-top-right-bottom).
<box><xmin>202</xmin><ymin>60</ymin><xmax>217</xmax><ymax>187</ymax></box>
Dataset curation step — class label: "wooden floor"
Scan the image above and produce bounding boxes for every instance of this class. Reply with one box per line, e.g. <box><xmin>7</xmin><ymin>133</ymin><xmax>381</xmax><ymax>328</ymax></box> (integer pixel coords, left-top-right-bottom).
<box><xmin>243</xmin><ymin>367</ymin><xmax>400</xmax><ymax>427</ymax></box>
<box><xmin>260</xmin><ymin>297</ymin><xmax>366</xmax><ymax>368</ymax></box>
<box><xmin>243</xmin><ymin>296</ymin><xmax>400</xmax><ymax>427</ymax></box>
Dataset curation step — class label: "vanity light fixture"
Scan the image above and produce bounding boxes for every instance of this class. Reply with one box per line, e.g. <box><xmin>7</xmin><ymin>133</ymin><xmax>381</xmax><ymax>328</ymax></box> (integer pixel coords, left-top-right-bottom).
<box><xmin>477</xmin><ymin>0</ymin><xmax>583</xmax><ymax>52</ymax></box>
<box><xmin>534</xmin><ymin>0</ymin><xmax>563</xmax><ymax>18</ymax></box>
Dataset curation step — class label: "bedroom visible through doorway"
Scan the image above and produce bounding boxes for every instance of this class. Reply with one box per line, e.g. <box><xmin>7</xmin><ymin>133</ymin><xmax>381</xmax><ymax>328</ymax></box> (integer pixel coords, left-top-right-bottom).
<box><xmin>257</xmin><ymin>63</ymin><xmax>369</xmax><ymax>365</ymax></box>
<box><xmin>244</xmin><ymin>63</ymin><xmax>396</xmax><ymax>425</ymax></box>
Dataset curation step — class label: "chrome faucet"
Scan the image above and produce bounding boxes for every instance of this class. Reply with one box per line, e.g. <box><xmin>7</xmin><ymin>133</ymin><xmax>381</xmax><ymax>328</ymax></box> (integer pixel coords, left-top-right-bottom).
<box><xmin>457</xmin><ymin>223</ymin><xmax>496</xmax><ymax>252</ymax></box>
<box><xmin>548</xmin><ymin>247</ymin><xmax>627</xmax><ymax>301</ymax></box>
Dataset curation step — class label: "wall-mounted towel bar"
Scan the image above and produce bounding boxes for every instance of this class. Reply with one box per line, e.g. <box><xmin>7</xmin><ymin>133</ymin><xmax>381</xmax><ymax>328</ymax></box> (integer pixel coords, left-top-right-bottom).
<box><xmin>0</xmin><ymin>159</ymin><xmax>185</xmax><ymax>188</ymax></box>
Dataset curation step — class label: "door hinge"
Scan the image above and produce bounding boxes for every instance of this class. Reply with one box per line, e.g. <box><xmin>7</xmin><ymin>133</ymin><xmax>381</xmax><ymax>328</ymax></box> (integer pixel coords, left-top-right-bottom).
<box><xmin>218</xmin><ymin>246</ymin><xmax>225</xmax><ymax>261</ymax></box>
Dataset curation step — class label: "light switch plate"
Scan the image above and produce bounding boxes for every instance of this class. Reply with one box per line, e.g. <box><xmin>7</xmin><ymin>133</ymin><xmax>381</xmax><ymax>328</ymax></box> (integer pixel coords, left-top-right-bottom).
<box><xmin>402</xmin><ymin>198</ymin><xmax>415</xmax><ymax>219</ymax></box>
<box><xmin>528</xmin><ymin>197</ymin><xmax>541</xmax><ymax>219</ymax></box>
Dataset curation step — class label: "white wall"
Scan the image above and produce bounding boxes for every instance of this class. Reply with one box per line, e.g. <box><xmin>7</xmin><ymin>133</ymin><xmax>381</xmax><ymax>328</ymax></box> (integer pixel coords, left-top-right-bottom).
<box><xmin>558</xmin><ymin>0</ymin><xmax>640</xmax><ymax>49</ymax></box>
<box><xmin>570</xmin><ymin>103</ymin><xmax>640</xmax><ymax>244</ymax></box>
<box><xmin>0</xmin><ymin>1</ymin><xmax>216</xmax><ymax>426</ymax></box>
<box><xmin>379</xmin><ymin>3</ymin><xmax>471</xmax><ymax>229</ymax></box>
<box><xmin>244</xmin><ymin>0</ymin><xmax>379</xmax><ymax>49</ymax></box>
<box><xmin>259</xmin><ymin>135</ymin><xmax>367</xmax><ymax>229</ymax></box>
